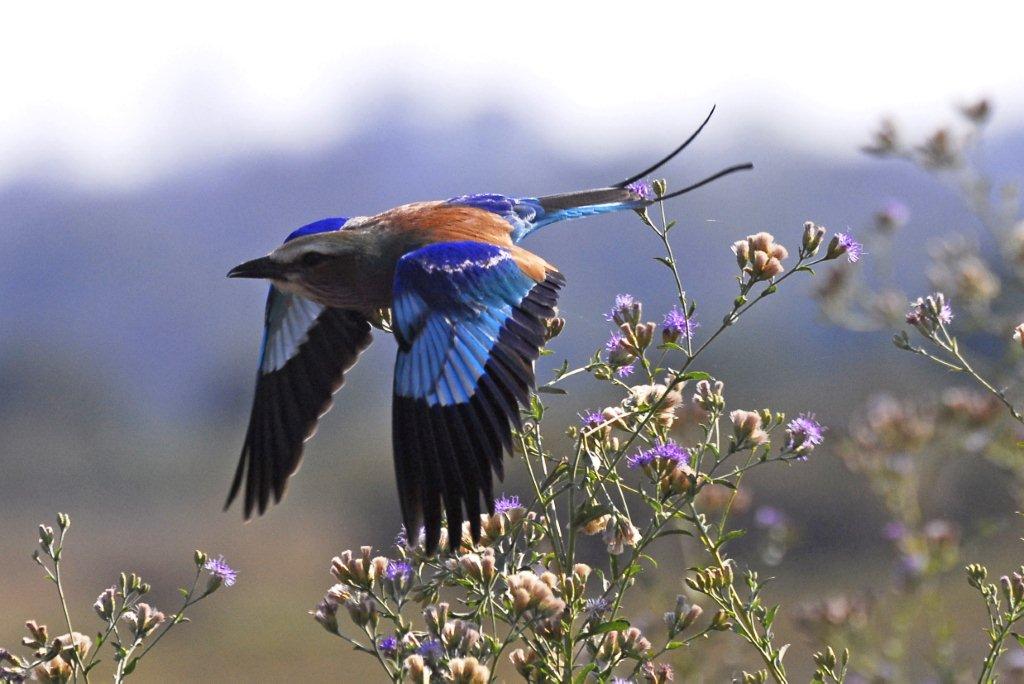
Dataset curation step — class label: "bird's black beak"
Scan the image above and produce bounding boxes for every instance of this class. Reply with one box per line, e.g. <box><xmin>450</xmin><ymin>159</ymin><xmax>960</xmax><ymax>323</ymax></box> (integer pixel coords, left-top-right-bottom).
<box><xmin>227</xmin><ymin>256</ymin><xmax>282</xmax><ymax>279</ymax></box>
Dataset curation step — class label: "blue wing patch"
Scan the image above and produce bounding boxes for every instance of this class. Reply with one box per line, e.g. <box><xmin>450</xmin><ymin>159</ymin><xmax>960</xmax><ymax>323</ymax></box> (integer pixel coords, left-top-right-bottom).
<box><xmin>390</xmin><ymin>240</ymin><xmax>564</xmax><ymax>552</ymax></box>
<box><xmin>284</xmin><ymin>217</ymin><xmax>349</xmax><ymax>243</ymax></box>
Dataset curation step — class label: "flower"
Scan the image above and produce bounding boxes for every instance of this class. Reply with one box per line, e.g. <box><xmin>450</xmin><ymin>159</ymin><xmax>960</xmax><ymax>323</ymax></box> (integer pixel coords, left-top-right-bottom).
<box><xmin>605</xmin><ymin>332</ymin><xmax>635</xmax><ymax>367</ymax></box>
<box><xmin>204</xmin><ymin>555</ymin><xmax>237</xmax><ymax>587</ymax></box>
<box><xmin>876</xmin><ymin>200</ymin><xmax>910</xmax><ymax>231</ymax></box>
<box><xmin>604</xmin><ymin>519</ymin><xmax>641</xmax><ymax>555</ymax></box>
<box><xmin>417</xmin><ymin>638</ymin><xmax>443</xmax><ymax>661</ymax></box>
<box><xmin>738</xmin><ymin>231</ymin><xmax>789</xmax><ymax>280</ymax></box>
<box><xmin>755</xmin><ymin>506</ymin><xmax>785</xmax><ymax>528</ymax></box>
<box><xmin>626</xmin><ymin>180</ymin><xmax>653</xmax><ymax>200</ymax></box>
<box><xmin>378</xmin><ymin>636</ymin><xmax>399</xmax><ymax>656</ymax></box>
<box><xmin>627</xmin><ymin>441</ymin><xmax>690</xmax><ymax>469</ymax></box>
<box><xmin>906</xmin><ymin>292</ymin><xmax>953</xmax><ymax>333</ymax></box>
<box><xmin>605</xmin><ymin>294</ymin><xmax>641</xmax><ymax>326</ymax></box>
<box><xmin>826</xmin><ymin>232</ymin><xmax>864</xmax><ymax>263</ymax></box>
<box><xmin>616</xmin><ymin>363</ymin><xmax>636</xmax><ymax>378</ymax></box>
<box><xmin>580</xmin><ymin>411</ymin><xmax>604</xmax><ymax>430</ymax></box>
<box><xmin>584</xmin><ymin>596</ymin><xmax>611</xmax><ymax>617</ymax></box>
<box><xmin>384</xmin><ymin>560</ymin><xmax>413</xmax><ymax>581</ymax></box>
<box><xmin>494</xmin><ymin>495</ymin><xmax>522</xmax><ymax>515</ymax></box>
<box><xmin>123</xmin><ymin>603</ymin><xmax>165</xmax><ymax>640</ymax></box>
<box><xmin>1014</xmin><ymin>323</ymin><xmax>1024</xmax><ymax>350</ymax></box>
<box><xmin>883</xmin><ymin>521</ymin><xmax>907</xmax><ymax>541</ymax></box>
<box><xmin>661</xmin><ymin>306</ymin><xmax>698</xmax><ymax>344</ymax></box>
<box><xmin>93</xmin><ymin>585</ymin><xmax>117</xmax><ymax>621</ymax></box>
<box><xmin>784</xmin><ymin>413</ymin><xmax>826</xmax><ymax>456</ymax></box>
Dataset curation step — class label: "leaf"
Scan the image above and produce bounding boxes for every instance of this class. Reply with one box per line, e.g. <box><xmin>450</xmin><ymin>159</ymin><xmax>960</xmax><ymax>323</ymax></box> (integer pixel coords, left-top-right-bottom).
<box><xmin>537</xmin><ymin>386</ymin><xmax>567</xmax><ymax>395</ymax></box>
<box><xmin>795</xmin><ymin>265</ymin><xmax>816</xmax><ymax>275</ymax></box>
<box><xmin>681</xmin><ymin>371</ymin><xmax>712</xmax><ymax>382</ymax></box>
<box><xmin>654</xmin><ymin>256</ymin><xmax>675</xmax><ymax>269</ymax></box>
<box><xmin>764</xmin><ymin>604</ymin><xmax>779</xmax><ymax>629</ymax></box>
<box><xmin>573</xmin><ymin>664</ymin><xmax>597</xmax><ymax>683</ymax></box>
<box><xmin>578</xmin><ymin>618</ymin><xmax>630</xmax><ymax>640</ymax></box>
<box><xmin>1013</xmin><ymin>632</ymin><xmax>1024</xmax><ymax>648</ymax></box>
<box><xmin>654</xmin><ymin>528</ymin><xmax>694</xmax><ymax>540</ymax></box>
<box><xmin>776</xmin><ymin>643</ymin><xmax>790</xmax><ymax>662</ymax></box>
<box><xmin>715</xmin><ymin>529</ymin><xmax>746</xmax><ymax>549</ymax></box>
<box><xmin>665</xmin><ymin>640</ymin><xmax>685</xmax><ymax>650</ymax></box>
<box><xmin>573</xmin><ymin>504</ymin><xmax>612</xmax><ymax>528</ymax></box>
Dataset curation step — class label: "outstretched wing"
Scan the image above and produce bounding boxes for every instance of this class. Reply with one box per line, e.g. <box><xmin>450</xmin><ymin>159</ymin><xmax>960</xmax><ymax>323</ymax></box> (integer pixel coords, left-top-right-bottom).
<box><xmin>391</xmin><ymin>241</ymin><xmax>563</xmax><ymax>553</ymax></box>
<box><xmin>227</xmin><ymin>287</ymin><xmax>372</xmax><ymax>518</ymax></box>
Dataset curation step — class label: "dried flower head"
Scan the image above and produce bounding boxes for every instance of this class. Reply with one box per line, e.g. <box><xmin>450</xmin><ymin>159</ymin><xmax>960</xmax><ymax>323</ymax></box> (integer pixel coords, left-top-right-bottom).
<box><xmin>730</xmin><ymin>409</ymin><xmax>769</xmax><ymax>447</ymax></box>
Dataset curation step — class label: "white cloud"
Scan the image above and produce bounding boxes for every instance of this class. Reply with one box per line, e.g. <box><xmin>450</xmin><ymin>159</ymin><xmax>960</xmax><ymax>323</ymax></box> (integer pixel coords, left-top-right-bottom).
<box><xmin>2</xmin><ymin>1</ymin><xmax>1021</xmax><ymax>185</ymax></box>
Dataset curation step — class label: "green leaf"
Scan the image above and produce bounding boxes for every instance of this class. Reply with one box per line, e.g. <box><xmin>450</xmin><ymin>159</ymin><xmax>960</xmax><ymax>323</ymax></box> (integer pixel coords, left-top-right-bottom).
<box><xmin>795</xmin><ymin>265</ymin><xmax>816</xmax><ymax>275</ymax></box>
<box><xmin>763</xmin><ymin>284</ymin><xmax>778</xmax><ymax>295</ymax></box>
<box><xmin>681</xmin><ymin>371</ymin><xmax>712</xmax><ymax>382</ymax></box>
<box><xmin>655</xmin><ymin>256</ymin><xmax>675</xmax><ymax>269</ymax></box>
<box><xmin>573</xmin><ymin>663</ymin><xmax>597</xmax><ymax>683</ymax></box>
<box><xmin>654</xmin><ymin>528</ymin><xmax>694</xmax><ymax>540</ymax></box>
<box><xmin>1013</xmin><ymin>632</ymin><xmax>1024</xmax><ymax>648</ymax></box>
<box><xmin>665</xmin><ymin>640</ymin><xmax>685</xmax><ymax>650</ymax></box>
<box><xmin>715</xmin><ymin>529</ymin><xmax>746</xmax><ymax>548</ymax></box>
<box><xmin>578</xmin><ymin>618</ymin><xmax>630</xmax><ymax>640</ymax></box>
<box><xmin>123</xmin><ymin>658</ymin><xmax>138</xmax><ymax>676</ymax></box>
<box><xmin>536</xmin><ymin>386</ymin><xmax>567</xmax><ymax>395</ymax></box>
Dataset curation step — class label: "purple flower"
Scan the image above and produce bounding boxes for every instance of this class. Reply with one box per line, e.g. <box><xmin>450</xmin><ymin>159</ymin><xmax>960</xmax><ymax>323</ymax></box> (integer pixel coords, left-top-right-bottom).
<box><xmin>605</xmin><ymin>294</ymin><xmax>641</xmax><ymax>326</ymax></box>
<box><xmin>494</xmin><ymin>494</ymin><xmax>522</xmax><ymax>514</ymax></box>
<box><xmin>384</xmin><ymin>560</ymin><xmax>413</xmax><ymax>581</ymax></box>
<box><xmin>879</xmin><ymin>199</ymin><xmax>910</xmax><ymax>228</ymax></box>
<box><xmin>378</xmin><ymin>636</ymin><xmax>399</xmax><ymax>655</ymax></box>
<box><xmin>785</xmin><ymin>413</ymin><xmax>825</xmax><ymax>456</ymax></box>
<box><xmin>662</xmin><ymin>306</ymin><xmax>698</xmax><ymax>342</ymax></box>
<box><xmin>754</xmin><ymin>506</ymin><xmax>786</xmax><ymax>528</ymax></box>
<box><xmin>627</xmin><ymin>440</ymin><xmax>690</xmax><ymax>468</ymax></box>
<box><xmin>626</xmin><ymin>180</ymin><xmax>653</xmax><ymax>200</ymax></box>
<box><xmin>836</xmin><ymin>232</ymin><xmax>864</xmax><ymax>263</ymax></box>
<box><xmin>580</xmin><ymin>411</ymin><xmax>604</xmax><ymax>430</ymax></box>
<box><xmin>883</xmin><ymin>521</ymin><xmax>907</xmax><ymax>541</ymax></box>
<box><xmin>204</xmin><ymin>556</ymin><xmax>237</xmax><ymax>586</ymax></box>
<box><xmin>616</xmin><ymin>363</ymin><xmax>636</xmax><ymax>378</ymax></box>
<box><xmin>906</xmin><ymin>293</ymin><xmax>953</xmax><ymax>330</ymax></box>
<box><xmin>585</xmin><ymin>596</ymin><xmax>611</xmax><ymax>616</ymax></box>
<box><xmin>418</xmin><ymin>639</ymin><xmax>443</xmax><ymax>661</ymax></box>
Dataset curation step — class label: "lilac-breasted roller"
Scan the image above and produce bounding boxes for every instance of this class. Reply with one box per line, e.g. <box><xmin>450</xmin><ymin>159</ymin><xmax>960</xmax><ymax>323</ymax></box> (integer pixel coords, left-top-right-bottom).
<box><xmin>227</xmin><ymin>109</ymin><xmax>751</xmax><ymax>552</ymax></box>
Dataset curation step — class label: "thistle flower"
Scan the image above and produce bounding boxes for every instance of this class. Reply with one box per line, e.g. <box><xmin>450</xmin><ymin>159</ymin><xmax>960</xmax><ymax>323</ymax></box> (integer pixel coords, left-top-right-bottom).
<box><xmin>661</xmin><ymin>306</ymin><xmax>698</xmax><ymax>344</ymax></box>
<box><xmin>826</xmin><ymin>232</ymin><xmax>864</xmax><ymax>263</ymax></box>
<box><xmin>604</xmin><ymin>519</ymin><xmax>641</xmax><ymax>555</ymax></box>
<box><xmin>417</xmin><ymin>639</ymin><xmax>444</xmax><ymax>662</ymax></box>
<box><xmin>627</xmin><ymin>441</ymin><xmax>690</xmax><ymax>469</ymax></box>
<box><xmin>626</xmin><ymin>180</ymin><xmax>654</xmax><ymax>200</ymax></box>
<box><xmin>616</xmin><ymin>363</ymin><xmax>636</xmax><ymax>378</ymax></box>
<box><xmin>906</xmin><ymin>292</ymin><xmax>953</xmax><ymax>334</ymax></box>
<box><xmin>494</xmin><ymin>494</ymin><xmax>522</xmax><ymax>515</ymax></box>
<box><xmin>784</xmin><ymin>413</ymin><xmax>826</xmax><ymax>456</ymax></box>
<box><xmin>384</xmin><ymin>559</ymin><xmax>413</xmax><ymax>582</ymax></box>
<box><xmin>605</xmin><ymin>332</ymin><xmax>635</xmax><ymax>367</ymax></box>
<box><xmin>378</xmin><ymin>635</ymin><xmax>399</xmax><ymax>656</ymax></box>
<box><xmin>605</xmin><ymin>294</ymin><xmax>641</xmax><ymax>326</ymax></box>
<box><xmin>204</xmin><ymin>555</ymin><xmax>237</xmax><ymax>588</ymax></box>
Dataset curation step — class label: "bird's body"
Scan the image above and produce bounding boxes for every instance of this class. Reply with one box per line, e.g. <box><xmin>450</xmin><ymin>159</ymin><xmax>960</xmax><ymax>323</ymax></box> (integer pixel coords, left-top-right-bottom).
<box><xmin>227</xmin><ymin>112</ymin><xmax>752</xmax><ymax>552</ymax></box>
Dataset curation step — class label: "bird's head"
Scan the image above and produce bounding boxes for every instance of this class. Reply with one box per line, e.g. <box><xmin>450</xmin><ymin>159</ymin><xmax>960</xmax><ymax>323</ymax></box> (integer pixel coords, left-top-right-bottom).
<box><xmin>228</xmin><ymin>217</ymin><xmax>386</xmax><ymax>309</ymax></box>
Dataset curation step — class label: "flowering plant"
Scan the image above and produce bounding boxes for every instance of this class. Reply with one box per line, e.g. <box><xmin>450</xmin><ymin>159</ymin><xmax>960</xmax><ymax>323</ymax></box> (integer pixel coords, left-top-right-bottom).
<box><xmin>313</xmin><ymin>181</ymin><xmax>858</xmax><ymax>682</ymax></box>
<box><xmin>0</xmin><ymin>513</ymin><xmax>234</xmax><ymax>683</ymax></box>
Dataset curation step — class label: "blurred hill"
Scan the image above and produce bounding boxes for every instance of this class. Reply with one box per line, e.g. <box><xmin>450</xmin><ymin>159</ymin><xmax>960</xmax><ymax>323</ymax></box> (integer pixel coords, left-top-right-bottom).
<box><xmin>1</xmin><ymin>103</ymin><xmax>1021</xmax><ymax>679</ymax></box>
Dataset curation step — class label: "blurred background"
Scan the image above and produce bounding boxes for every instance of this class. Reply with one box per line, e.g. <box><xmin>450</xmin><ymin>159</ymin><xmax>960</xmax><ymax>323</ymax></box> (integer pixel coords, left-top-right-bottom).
<box><xmin>2</xmin><ymin>2</ymin><xmax>1022</xmax><ymax>680</ymax></box>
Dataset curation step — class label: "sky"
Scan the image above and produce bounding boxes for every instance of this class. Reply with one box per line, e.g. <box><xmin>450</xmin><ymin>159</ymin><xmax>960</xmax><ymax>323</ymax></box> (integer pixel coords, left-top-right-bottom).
<box><xmin>2</xmin><ymin>2</ymin><xmax>1022</xmax><ymax>187</ymax></box>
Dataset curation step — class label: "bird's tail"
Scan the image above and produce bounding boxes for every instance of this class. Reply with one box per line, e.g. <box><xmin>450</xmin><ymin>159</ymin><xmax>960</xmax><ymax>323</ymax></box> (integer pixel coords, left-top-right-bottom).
<box><xmin>524</xmin><ymin>105</ymin><xmax>752</xmax><ymax>236</ymax></box>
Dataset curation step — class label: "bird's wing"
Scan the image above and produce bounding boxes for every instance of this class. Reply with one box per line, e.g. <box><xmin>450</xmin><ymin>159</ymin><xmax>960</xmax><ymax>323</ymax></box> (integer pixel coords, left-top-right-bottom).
<box><xmin>391</xmin><ymin>240</ymin><xmax>563</xmax><ymax>552</ymax></box>
<box><xmin>227</xmin><ymin>286</ymin><xmax>372</xmax><ymax>518</ymax></box>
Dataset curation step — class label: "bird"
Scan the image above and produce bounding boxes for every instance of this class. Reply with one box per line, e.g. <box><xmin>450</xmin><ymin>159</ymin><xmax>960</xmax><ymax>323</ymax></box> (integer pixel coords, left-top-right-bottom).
<box><xmin>226</xmin><ymin>107</ymin><xmax>751</xmax><ymax>553</ymax></box>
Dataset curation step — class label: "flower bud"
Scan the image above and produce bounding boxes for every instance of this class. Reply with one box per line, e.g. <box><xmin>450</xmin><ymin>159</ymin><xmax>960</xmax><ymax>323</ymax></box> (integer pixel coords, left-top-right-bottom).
<box><xmin>93</xmin><ymin>586</ymin><xmax>117</xmax><ymax>621</ymax></box>
<box><xmin>404</xmin><ymin>654</ymin><xmax>429</xmax><ymax>682</ymax></box>
<box><xmin>710</xmin><ymin>609</ymin><xmax>733</xmax><ymax>630</ymax></box>
<box><xmin>345</xmin><ymin>593</ymin><xmax>377</xmax><ymax>628</ymax></box>
<box><xmin>802</xmin><ymin>221</ymin><xmax>826</xmax><ymax>256</ymax></box>
<box><xmin>312</xmin><ymin>596</ymin><xmax>339</xmax><ymax>634</ymax></box>
<box><xmin>732</xmin><ymin>239</ymin><xmax>751</xmax><ymax>268</ymax></box>
<box><xmin>509</xmin><ymin>648</ymin><xmax>537</xmax><ymax>678</ymax></box>
<box><xmin>730</xmin><ymin>409</ymin><xmax>769</xmax><ymax>447</ymax></box>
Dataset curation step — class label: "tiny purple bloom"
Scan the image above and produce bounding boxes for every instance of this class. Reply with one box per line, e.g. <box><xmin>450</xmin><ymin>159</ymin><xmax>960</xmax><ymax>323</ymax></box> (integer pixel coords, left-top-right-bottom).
<box><xmin>627</xmin><ymin>440</ymin><xmax>689</xmax><ymax>468</ymax></box>
<box><xmin>605</xmin><ymin>332</ymin><xmax>625</xmax><ymax>352</ymax></box>
<box><xmin>580</xmin><ymin>411</ymin><xmax>604</xmax><ymax>430</ymax></box>
<box><xmin>384</xmin><ymin>560</ymin><xmax>413</xmax><ymax>581</ymax></box>
<box><xmin>494</xmin><ymin>494</ymin><xmax>522</xmax><ymax>514</ymax></box>
<box><xmin>836</xmin><ymin>232</ymin><xmax>864</xmax><ymax>263</ymax></box>
<box><xmin>616</xmin><ymin>362</ymin><xmax>636</xmax><ymax>378</ymax></box>
<box><xmin>418</xmin><ymin>639</ymin><xmax>443</xmax><ymax>661</ymax></box>
<box><xmin>662</xmin><ymin>306</ymin><xmax>699</xmax><ymax>341</ymax></box>
<box><xmin>883</xmin><ymin>521</ymin><xmax>907</xmax><ymax>541</ymax></box>
<box><xmin>604</xmin><ymin>293</ymin><xmax>636</xmax><ymax>321</ymax></box>
<box><xmin>204</xmin><ymin>556</ymin><xmax>237</xmax><ymax>586</ymax></box>
<box><xmin>881</xmin><ymin>199</ymin><xmax>910</xmax><ymax>226</ymax></box>
<box><xmin>378</xmin><ymin>636</ymin><xmax>399</xmax><ymax>655</ymax></box>
<box><xmin>754</xmin><ymin>506</ymin><xmax>786</xmax><ymax>528</ymax></box>
<box><xmin>785</xmin><ymin>413</ymin><xmax>825</xmax><ymax>457</ymax></box>
<box><xmin>626</xmin><ymin>180</ymin><xmax>653</xmax><ymax>200</ymax></box>
<box><xmin>585</xmin><ymin>596</ymin><xmax>611</xmax><ymax>615</ymax></box>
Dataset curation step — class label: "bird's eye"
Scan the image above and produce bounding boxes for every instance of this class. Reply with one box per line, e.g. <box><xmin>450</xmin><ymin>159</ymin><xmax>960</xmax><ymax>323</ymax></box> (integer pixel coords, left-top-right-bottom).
<box><xmin>300</xmin><ymin>252</ymin><xmax>328</xmax><ymax>268</ymax></box>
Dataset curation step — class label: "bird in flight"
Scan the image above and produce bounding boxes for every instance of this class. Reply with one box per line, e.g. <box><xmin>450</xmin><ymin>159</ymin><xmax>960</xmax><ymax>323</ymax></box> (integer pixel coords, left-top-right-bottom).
<box><xmin>226</xmin><ymin>108</ymin><xmax>751</xmax><ymax>553</ymax></box>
